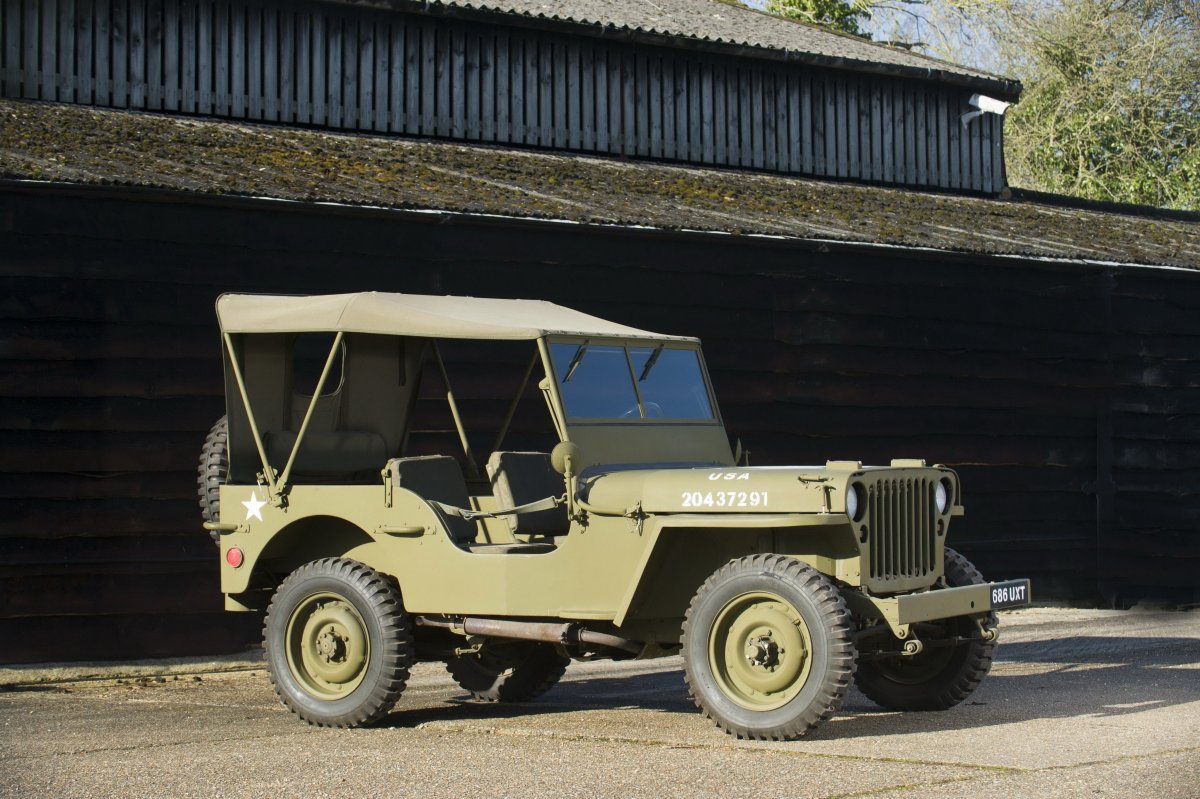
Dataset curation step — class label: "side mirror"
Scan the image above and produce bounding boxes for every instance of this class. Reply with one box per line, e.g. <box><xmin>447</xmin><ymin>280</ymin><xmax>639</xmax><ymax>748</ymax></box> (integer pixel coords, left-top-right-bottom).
<box><xmin>550</xmin><ymin>441</ymin><xmax>580</xmax><ymax>478</ymax></box>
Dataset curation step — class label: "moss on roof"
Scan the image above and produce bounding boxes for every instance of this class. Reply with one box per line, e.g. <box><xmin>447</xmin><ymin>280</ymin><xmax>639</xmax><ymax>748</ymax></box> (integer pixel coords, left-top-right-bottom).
<box><xmin>2</xmin><ymin>99</ymin><xmax>1197</xmax><ymax>268</ymax></box>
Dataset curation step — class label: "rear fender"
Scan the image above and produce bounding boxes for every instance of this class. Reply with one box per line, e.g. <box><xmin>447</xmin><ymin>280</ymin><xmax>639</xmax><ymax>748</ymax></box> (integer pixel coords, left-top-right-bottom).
<box><xmin>226</xmin><ymin>515</ymin><xmax>375</xmax><ymax>602</ymax></box>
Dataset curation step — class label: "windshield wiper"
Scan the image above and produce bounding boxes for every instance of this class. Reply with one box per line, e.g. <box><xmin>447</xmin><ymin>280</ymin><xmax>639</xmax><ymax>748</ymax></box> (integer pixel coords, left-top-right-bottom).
<box><xmin>638</xmin><ymin>345</ymin><xmax>664</xmax><ymax>382</ymax></box>
<box><xmin>562</xmin><ymin>343</ymin><xmax>588</xmax><ymax>383</ymax></box>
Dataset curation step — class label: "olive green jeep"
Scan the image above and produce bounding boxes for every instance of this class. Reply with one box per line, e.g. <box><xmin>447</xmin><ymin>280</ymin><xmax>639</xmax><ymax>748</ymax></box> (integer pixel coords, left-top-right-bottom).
<box><xmin>198</xmin><ymin>292</ymin><xmax>1030</xmax><ymax>740</ymax></box>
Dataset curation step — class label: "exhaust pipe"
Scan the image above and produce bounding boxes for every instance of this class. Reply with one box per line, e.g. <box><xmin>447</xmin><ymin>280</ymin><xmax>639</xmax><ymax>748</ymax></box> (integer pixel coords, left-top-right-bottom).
<box><xmin>418</xmin><ymin>616</ymin><xmax>643</xmax><ymax>655</ymax></box>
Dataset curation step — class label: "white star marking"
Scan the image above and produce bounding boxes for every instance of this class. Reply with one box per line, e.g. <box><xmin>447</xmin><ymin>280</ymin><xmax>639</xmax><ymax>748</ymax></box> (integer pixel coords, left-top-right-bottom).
<box><xmin>242</xmin><ymin>491</ymin><xmax>267</xmax><ymax>522</ymax></box>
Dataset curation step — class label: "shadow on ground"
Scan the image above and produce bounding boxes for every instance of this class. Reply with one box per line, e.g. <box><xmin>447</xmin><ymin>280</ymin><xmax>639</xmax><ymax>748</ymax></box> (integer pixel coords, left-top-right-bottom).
<box><xmin>378</xmin><ymin>634</ymin><xmax>1200</xmax><ymax>740</ymax></box>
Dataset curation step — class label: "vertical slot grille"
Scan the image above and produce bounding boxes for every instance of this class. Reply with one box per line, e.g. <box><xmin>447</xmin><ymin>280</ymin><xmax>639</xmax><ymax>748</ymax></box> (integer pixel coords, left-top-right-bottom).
<box><xmin>867</xmin><ymin>476</ymin><xmax>937</xmax><ymax>583</ymax></box>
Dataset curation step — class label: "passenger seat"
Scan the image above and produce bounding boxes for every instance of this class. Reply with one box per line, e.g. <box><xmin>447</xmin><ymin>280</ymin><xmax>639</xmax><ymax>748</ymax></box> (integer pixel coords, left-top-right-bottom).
<box><xmin>486</xmin><ymin>451</ymin><xmax>570</xmax><ymax>537</ymax></box>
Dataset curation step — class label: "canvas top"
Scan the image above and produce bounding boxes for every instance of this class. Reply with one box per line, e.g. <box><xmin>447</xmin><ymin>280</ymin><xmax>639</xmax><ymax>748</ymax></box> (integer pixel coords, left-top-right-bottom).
<box><xmin>215</xmin><ymin>292</ymin><xmax>697</xmax><ymax>342</ymax></box>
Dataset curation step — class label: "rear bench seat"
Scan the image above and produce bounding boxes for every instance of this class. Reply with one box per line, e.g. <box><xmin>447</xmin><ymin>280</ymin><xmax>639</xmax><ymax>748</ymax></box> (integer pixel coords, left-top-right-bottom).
<box><xmin>265</xmin><ymin>430</ymin><xmax>388</xmax><ymax>478</ymax></box>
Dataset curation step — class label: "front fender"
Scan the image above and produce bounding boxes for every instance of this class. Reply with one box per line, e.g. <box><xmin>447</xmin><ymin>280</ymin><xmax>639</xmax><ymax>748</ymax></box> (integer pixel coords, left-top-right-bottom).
<box><xmin>613</xmin><ymin>513</ymin><xmax>857</xmax><ymax>628</ymax></box>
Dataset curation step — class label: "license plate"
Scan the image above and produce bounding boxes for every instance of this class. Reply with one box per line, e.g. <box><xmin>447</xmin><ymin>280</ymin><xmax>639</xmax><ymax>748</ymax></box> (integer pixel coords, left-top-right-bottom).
<box><xmin>988</xmin><ymin>579</ymin><xmax>1031</xmax><ymax>610</ymax></box>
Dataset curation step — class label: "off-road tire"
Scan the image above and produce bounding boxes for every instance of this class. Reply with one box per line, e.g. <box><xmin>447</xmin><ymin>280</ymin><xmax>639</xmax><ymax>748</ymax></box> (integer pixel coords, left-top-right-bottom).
<box><xmin>197</xmin><ymin>416</ymin><xmax>228</xmax><ymax>541</ymax></box>
<box><xmin>264</xmin><ymin>558</ymin><xmax>414</xmax><ymax>728</ymax></box>
<box><xmin>854</xmin><ymin>548</ymin><xmax>997</xmax><ymax>711</ymax></box>
<box><xmin>446</xmin><ymin>642</ymin><xmax>569</xmax><ymax>702</ymax></box>
<box><xmin>682</xmin><ymin>554</ymin><xmax>857</xmax><ymax>740</ymax></box>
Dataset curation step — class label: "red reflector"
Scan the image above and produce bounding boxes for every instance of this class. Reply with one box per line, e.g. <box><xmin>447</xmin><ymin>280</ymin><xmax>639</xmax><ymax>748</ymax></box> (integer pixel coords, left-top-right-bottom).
<box><xmin>226</xmin><ymin>547</ymin><xmax>244</xmax><ymax>568</ymax></box>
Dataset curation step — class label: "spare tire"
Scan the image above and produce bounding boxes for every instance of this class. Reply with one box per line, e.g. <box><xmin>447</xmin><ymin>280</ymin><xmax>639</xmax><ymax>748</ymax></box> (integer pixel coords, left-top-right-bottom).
<box><xmin>197</xmin><ymin>416</ymin><xmax>229</xmax><ymax>542</ymax></box>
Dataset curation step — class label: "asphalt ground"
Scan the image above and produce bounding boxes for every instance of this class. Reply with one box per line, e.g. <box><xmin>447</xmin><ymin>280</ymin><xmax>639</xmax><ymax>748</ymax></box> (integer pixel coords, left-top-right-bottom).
<box><xmin>1</xmin><ymin>607</ymin><xmax>1197</xmax><ymax>799</ymax></box>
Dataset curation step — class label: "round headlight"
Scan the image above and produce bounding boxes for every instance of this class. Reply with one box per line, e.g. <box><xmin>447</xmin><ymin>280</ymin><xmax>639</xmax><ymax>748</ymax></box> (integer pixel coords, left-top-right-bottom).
<box><xmin>846</xmin><ymin>484</ymin><xmax>861</xmax><ymax>520</ymax></box>
<box><xmin>935</xmin><ymin>481</ymin><xmax>949</xmax><ymax>513</ymax></box>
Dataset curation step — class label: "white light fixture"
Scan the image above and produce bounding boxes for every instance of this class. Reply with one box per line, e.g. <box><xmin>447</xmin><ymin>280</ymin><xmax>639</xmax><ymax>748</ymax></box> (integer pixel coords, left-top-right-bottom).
<box><xmin>961</xmin><ymin>93</ymin><xmax>1011</xmax><ymax>128</ymax></box>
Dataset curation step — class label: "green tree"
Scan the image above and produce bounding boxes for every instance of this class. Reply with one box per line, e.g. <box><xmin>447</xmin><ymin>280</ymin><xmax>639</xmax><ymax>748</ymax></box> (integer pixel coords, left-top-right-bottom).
<box><xmin>764</xmin><ymin>0</ymin><xmax>873</xmax><ymax>36</ymax></box>
<box><xmin>997</xmin><ymin>0</ymin><xmax>1199</xmax><ymax>209</ymax></box>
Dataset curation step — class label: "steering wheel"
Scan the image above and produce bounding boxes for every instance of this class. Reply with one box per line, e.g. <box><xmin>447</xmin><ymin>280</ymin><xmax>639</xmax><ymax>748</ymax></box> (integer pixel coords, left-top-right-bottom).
<box><xmin>621</xmin><ymin>402</ymin><xmax>664</xmax><ymax>419</ymax></box>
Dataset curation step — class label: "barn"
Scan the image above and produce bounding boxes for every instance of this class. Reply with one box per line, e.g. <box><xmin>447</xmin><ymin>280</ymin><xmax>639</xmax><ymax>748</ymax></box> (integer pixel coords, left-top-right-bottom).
<box><xmin>2</xmin><ymin>0</ymin><xmax>1198</xmax><ymax>664</ymax></box>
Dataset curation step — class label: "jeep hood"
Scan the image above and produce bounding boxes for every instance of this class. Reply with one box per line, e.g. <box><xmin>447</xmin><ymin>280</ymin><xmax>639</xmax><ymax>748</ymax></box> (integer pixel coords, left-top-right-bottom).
<box><xmin>577</xmin><ymin>464</ymin><xmax>867</xmax><ymax>516</ymax></box>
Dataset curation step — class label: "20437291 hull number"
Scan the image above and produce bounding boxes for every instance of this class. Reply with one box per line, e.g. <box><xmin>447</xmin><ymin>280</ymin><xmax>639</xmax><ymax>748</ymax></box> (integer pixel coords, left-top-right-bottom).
<box><xmin>681</xmin><ymin>491</ymin><xmax>769</xmax><ymax>508</ymax></box>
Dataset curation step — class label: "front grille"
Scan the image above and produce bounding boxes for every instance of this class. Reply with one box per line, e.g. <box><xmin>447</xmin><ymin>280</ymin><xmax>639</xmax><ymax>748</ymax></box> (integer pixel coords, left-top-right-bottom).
<box><xmin>864</xmin><ymin>476</ymin><xmax>940</xmax><ymax>589</ymax></box>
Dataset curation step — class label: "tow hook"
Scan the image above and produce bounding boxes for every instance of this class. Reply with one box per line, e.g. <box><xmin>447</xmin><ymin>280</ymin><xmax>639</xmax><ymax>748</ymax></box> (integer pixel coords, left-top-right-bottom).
<box><xmin>974</xmin><ymin>616</ymin><xmax>999</xmax><ymax>642</ymax></box>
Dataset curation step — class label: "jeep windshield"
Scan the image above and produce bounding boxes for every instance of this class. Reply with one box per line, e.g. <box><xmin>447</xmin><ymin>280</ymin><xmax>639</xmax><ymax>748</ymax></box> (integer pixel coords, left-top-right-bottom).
<box><xmin>549</xmin><ymin>341</ymin><xmax>716</xmax><ymax>422</ymax></box>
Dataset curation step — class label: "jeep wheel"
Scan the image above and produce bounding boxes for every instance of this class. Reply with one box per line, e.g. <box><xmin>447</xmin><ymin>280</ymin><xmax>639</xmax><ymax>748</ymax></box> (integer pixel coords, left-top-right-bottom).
<box><xmin>682</xmin><ymin>555</ymin><xmax>856</xmax><ymax>740</ymax></box>
<box><xmin>264</xmin><ymin>558</ymin><xmax>414</xmax><ymax>727</ymax></box>
<box><xmin>446</xmin><ymin>642</ymin><xmax>569</xmax><ymax>702</ymax></box>
<box><xmin>854</xmin><ymin>548</ymin><xmax>997</xmax><ymax>711</ymax></box>
<box><xmin>197</xmin><ymin>416</ymin><xmax>228</xmax><ymax>542</ymax></box>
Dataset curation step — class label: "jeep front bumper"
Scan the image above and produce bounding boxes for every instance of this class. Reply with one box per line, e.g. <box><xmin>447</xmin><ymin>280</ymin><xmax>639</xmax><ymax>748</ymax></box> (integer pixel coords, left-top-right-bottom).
<box><xmin>841</xmin><ymin>578</ymin><xmax>1032</xmax><ymax>638</ymax></box>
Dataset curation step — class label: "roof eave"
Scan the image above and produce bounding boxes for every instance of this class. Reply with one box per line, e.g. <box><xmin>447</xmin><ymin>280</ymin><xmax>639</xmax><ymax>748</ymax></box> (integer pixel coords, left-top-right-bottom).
<box><xmin>326</xmin><ymin>0</ymin><xmax>1023</xmax><ymax>101</ymax></box>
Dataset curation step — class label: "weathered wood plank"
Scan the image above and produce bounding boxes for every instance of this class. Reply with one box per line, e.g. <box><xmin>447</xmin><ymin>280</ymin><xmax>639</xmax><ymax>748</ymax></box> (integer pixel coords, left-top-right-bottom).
<box><xmin>510</xmin><ymin>31</ymin><xmax>527</xmax><ymax>144</ymax></box>
<box><xmin>634</xmin><ymin>49</ymin><xmax>648</xmax><ymax>157</ymax></box>
<box><xmin>3</xmin><ymin>0</ymin><xmax>21</xmax><ymax>97</ymax></box>
<box><xmin>143</xmin><ymin>0</ymin><xmax>161</xmax><ymax>109</ymax></box>
<box><xmin>340</xmin><ymin>12</ymin><xmax>357</xmax><ymax>129</ymax></box>
<box><xmin>247</xmin><ymin>3</ymin><xmax>265</xmax><ymax>119</ymax></box>
<box><xmin>76</xmin><ymin>0</ymin><xmax>96</xmax><ymax>103</ymax></box>
<box><xmin>658</xmin><ymin>52</ymin><xmax>672</xmax><ymax>159</ymax></box>
<box><xmin>195</xmin><ymin>4</ymin><xmax>209</xmax><ymax>112</ymax></box>
<box><xmin>403</xmin><ymin>16</ymin><xmax>419</xmax><ymax>135</ymax></box>
<box><xmin>262</xmin><ymin>3</ymin><xmax>279</xmax><ymax>121</ymax></box>
<box><xmin>110</xmin><ymin>0</ymin><xmax>128</xmax><ymax>107</ymax></box>
<box><xmin>387</xmin><ymin>18</ymin><xmax>404</xmax><ymax>132</ymax></box>
<box><xmin>39</xmin><ymin>0</ymin><xmax>55</xmax><ymax>99</ymax></box>
<box><xmin>524</xmin><ymin>31</ymin><xmax>539</xmax><ymax>145</ymax></box>
<box><xmin>464</xmin><ymin>26</ymin><xmax>479</xmax><ymax>139</ymax></box>
<box><xmin>915</xmin><ymin>84</ymin><xmax>928</xmax><ymax>186</ymax></box>
<box><xmin>549</xmin><ymin>35</ymin><xmax>561</xmax><ymax>146</ymax></box>
<box><xmin>494</xmin><ymin>29</ymin><xmax>509</xmax><ymax>141</ymax></box>
<box><xmin>357</xmin><ymin>14</ymin><xmax>376</xmax><ymax>130</ymax></box>
<box><xmin>278</xmin><ymin>6</ymin><xmax>294</xmax><ymax>122</ymax></box>
<box><xmin>449</xmin><ymin>24</ymin><xmax>464</xmax><ymax>138</ymax></box>
<box><xmin>479</xmin><ymin>29</ymin><xmax>494</xmax><ymax>142</ymax></box>
<box><xmin>228</xmin><ymin>1</ymin><xmax>246</xmax><ymax>117</ymax></box>
<box><xmin>738</xmin><ymin>66</ymin><xmax>752</xmax><ymax>169</ymax></box>
<box><xmin>713</xmin><ymin>60</ymin><xmax>727</xmax><ymax>165</ymax></box>
<box><xmin>57</xmin><ymin>0</ymin><xmax>77</xmax><ymax>102</ymax></box>
<box><xmin>1</xmin><ymin>568</ymin><xmax>222</xmax><ymax>618</ymax></box>
<box><xmin>609</xmin><ymin>42</ymin><xmax>622</xmax><ymax>154</ymax></box>
<box><xmin>566</xmin><ymin>38</ymin><xmax>580</xmax><ymax>150</ymax></box>
<box><xmin>593</xmin><ymin>44</ymin><xmax>607</xmax><ymax>151</ymax></box>
<box><xmin>127</xmin><ymin>0</ymin><xmax>144</xmax><ymax>106</ymax></box>
<box><xmin>578</xmin><ymin>42</ymin><xmax>593</xmax><ymax>150</ymax></box>
<box><xmin>93</xmin><ymin>0</ymin><xmax>110</xmax><ymax>104</ymax></box>
<box><xmin>21</xmin><ymin>0</ymin><xmax>36</xmax><ymax>97</ymax></box>
<box><xmin>687</xmin><ymin>55</ymin><xmax>702</xmax><ymax>162</ymax></box>
<box><xmin>699</xmin><ymin>60</ymin><xmax>714</xmax><ymax>163</ymax></box>
<box><xmin>1</xmin><ymin>613</ymin><xmax>261</xmax><ymax>664</ymax></box>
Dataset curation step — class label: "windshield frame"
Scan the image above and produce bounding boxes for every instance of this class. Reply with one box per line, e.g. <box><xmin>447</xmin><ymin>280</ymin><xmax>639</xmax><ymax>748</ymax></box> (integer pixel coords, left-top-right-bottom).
<box><xmin>541</xmin><ymin>335</ymin><xmax>723</xmax><ymax>428</ymax></box>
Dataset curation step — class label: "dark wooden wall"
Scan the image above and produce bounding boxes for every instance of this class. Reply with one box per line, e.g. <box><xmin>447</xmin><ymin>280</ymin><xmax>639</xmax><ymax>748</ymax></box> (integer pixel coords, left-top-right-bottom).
<box><xmin>0</xmin><ymin>0</ymin><xmax>1006</xmax><ymax>193</ymax></box>
<box><xmin>1</xmin><ymin>183</ymin><xmax>1196</xmax><ymax>664</ymax></box>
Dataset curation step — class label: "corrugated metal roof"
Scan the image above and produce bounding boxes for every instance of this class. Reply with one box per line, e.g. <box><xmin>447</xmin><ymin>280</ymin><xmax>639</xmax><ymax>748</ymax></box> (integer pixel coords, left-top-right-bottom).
<box><xmin>348</xmin><ymin>0</ymin><xmax>1019</xmax><ymax>93</ymax></box>
<box><xmin>2</xmin><ymin>99</ymin><xmax>1197</xmax><ymax>269</ymax></box>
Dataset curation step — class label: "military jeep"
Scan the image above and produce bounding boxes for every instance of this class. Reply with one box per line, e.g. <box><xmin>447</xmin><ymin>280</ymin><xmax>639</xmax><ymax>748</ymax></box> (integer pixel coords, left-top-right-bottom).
<box><xmin>199</xmin><ymin>291</ymin><xmax>1030</xmax><ymax>740</ymax></box>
